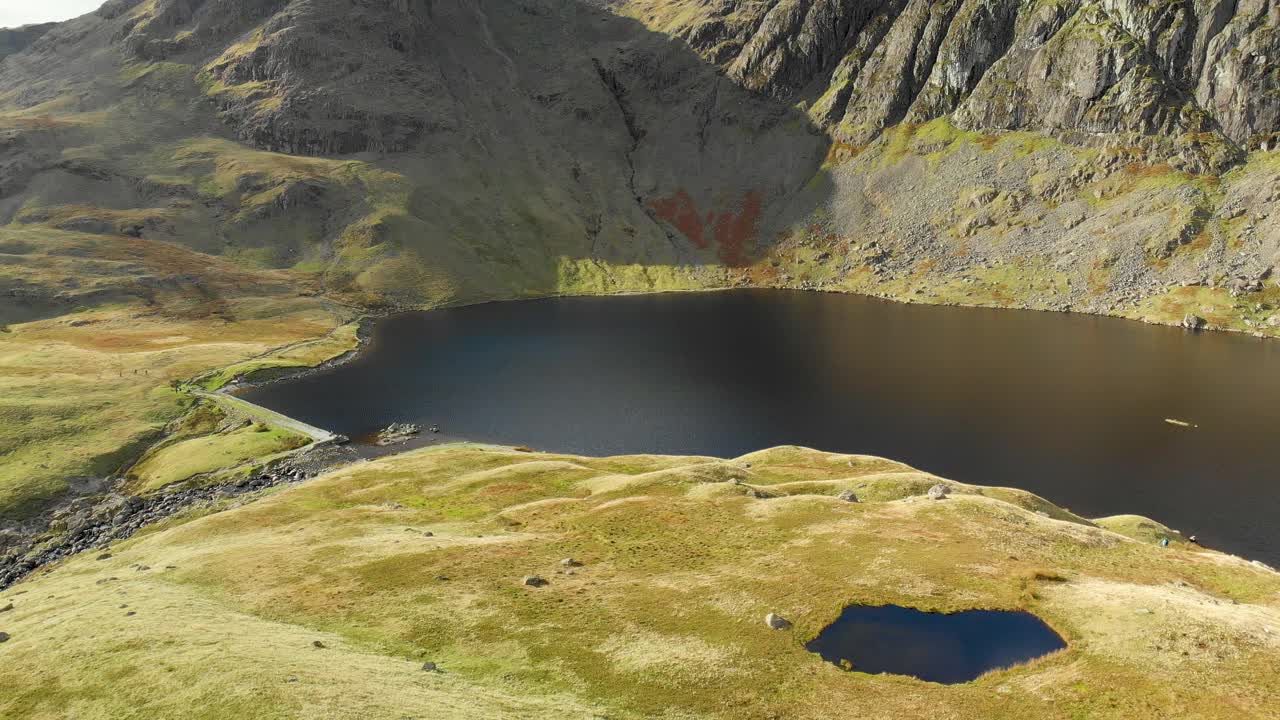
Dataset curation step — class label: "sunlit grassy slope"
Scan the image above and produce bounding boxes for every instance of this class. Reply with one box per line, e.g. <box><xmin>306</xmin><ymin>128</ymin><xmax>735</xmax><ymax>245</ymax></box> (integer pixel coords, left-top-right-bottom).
<box><xmin>127</xmin><ymin>422</ymin><xmax>308</xmax><ymax>493</ymax></box>
<box><xmin>0</xmin><ymin>227</ymin><xmax>360</xmax><ymax>517</ymax></box>
<box><xmin>2</xmin><ymin>444</ymin><xmax>1277</xmax><ymax>719</ymax></box>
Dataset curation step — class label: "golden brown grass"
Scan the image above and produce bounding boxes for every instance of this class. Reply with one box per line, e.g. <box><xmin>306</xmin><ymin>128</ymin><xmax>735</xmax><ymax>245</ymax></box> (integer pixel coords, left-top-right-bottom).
<box><xmin>0</xmin><ymin>227</ymin><xmax>358</xmax><ymax>516</ymax></box>
<box><xmin>2</xmin><ymin>444</ymin><xmax>1277</xmax><ymax>719</ymax></box>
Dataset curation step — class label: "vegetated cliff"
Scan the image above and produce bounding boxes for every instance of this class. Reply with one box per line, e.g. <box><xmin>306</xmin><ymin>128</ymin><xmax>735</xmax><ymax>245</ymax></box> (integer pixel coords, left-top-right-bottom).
<box><xmin>1</xmin><ymin>0</ymin><xmax>1278</xmax><ymax>329</ymax></box>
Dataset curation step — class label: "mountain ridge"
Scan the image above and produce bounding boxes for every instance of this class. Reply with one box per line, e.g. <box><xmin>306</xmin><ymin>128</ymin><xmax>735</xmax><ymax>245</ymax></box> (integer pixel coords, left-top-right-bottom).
<box><xmin>0</xmin><ymin>0</ymin><xmax>1276</xmax><ymax>318</ymax></box>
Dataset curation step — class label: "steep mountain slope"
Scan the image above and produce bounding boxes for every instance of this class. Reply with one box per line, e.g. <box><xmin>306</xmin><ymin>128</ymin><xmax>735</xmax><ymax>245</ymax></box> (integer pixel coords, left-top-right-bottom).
<box><xmin>0</xmin><ymin>0</ymin><xmax>826</xmax><ymax>312</ymax></box>
<box><xmin>0</xmin><ymin>0</ymin><xmax>1277</xmax><ymax>316</ymax></box>
<box><xmin>624</xmin><ymin>0</ymin><xmax>1280</xmax><ymax>322</ymax></box>
<box><xmin>639</xmin><ymin>0</ymin><xmax>1280</xmax><ymax>158</ymax></box>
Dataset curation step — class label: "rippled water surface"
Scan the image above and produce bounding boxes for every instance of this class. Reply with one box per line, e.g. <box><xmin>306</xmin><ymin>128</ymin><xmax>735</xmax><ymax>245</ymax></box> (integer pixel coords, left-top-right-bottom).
<box><xmin>240</xmin><ymin>290</ymin><xmax>1280</xmax><ymax>564</ymax></box>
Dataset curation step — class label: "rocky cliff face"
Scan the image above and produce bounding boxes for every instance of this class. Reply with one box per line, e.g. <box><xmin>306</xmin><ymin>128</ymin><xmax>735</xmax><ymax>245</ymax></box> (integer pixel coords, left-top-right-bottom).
<box><xmin>641</xmin><ymin>0</ymin><xmax>1280</xmax><ymax>161</ymax></box>
<box><xmin>0</xmin><ymin>0</ymin><xmax>1278</xmax><ymax>331</ymax></box>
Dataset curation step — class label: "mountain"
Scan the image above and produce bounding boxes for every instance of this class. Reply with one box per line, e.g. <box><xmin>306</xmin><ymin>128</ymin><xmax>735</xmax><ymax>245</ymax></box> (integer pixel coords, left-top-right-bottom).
<box><xmin>0</xmin><ymin>0</ymin><xmax>1276</xmax><ymax>320</ymax></box>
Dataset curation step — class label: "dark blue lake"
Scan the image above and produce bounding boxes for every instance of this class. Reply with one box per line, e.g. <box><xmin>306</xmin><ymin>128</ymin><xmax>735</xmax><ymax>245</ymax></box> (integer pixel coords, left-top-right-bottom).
<box><xmin>805</xmin><ymin>605</ymin><xmax>1067</xmax><ymax>684</ymax></box>
<box><xmin>239</xmin><ymin>290</ymin><xmax>1280</xmax><ymax>564</ymax></box>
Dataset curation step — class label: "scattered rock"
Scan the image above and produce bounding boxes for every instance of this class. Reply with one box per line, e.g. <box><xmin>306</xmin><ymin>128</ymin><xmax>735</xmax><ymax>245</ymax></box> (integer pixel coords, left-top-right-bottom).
<box><xmin>1181</xmin><ymin>314</ymin><xmax>1206</xmax><ymax>331</ymax></box>
<box><xmin>559</xmin><ymin>558</ymin><xmax>582</xmax><ymax>568</ymax></box>
<box><xmin>0</xmin><ymin>603</ymin><xmax>12</xmax><ymax>613</ymax></box>
<box><xmin>125</xmin><ymin>611</ymin><xmax>136</xmax><ymax>617</ymax></box>
<box><xmin>2</xmin><ymin>445</ymin><xmax>357</xmax><ymax>591</ymax></box>
<box><xmin>375</xmin><ymin>422</ymin><xmax>421</xmax><ymax>446</ymax></box>
<box><xmin>927</xmin><ymin>484</ymin><xmax>951</xmax><ymax>500</ymax></box>
<box><xmin>522</xmin><ymin>575</ymin><xmax>548</xmax><ymax>588</ymax></box>
<box><xmin>285</xmin><ymin>675</ymin><xmax>299</xmax><ymax>683</ymax></box>
<box><xmin>421</xmin><ymin>661</ymin><xmax>438</xmax><ymax>672</ymax></box>
<box><xmin>836</xmin><ymin>490</ymin><xmax>859</xmax><ymax>503</ymax></box>
<box><xmin>0</xmin><ymin>631</ymin><xmax>9</xmax><ymax>642</ymax></box>
<box><xmin>765</xmin><ymin>613</ymin><xmax>792</xmax><ymax>630</ymax></box>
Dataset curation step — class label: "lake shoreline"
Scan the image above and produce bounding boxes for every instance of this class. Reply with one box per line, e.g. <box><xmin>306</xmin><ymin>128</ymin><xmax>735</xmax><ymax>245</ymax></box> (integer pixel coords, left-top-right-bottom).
<box><xmin>237</xmin><ymin>290</ymin><xmax>1280</xmax><ymax>566</ymax></box>
<box><xmin>5</xmin><ymin>285</ymin><xmax>1274</xmax><ymax>591</ymax></box>
<box><xmin>224</xmin><ymin>281</ymin><xmax>1280</xmax><ymax>400</ymax></box>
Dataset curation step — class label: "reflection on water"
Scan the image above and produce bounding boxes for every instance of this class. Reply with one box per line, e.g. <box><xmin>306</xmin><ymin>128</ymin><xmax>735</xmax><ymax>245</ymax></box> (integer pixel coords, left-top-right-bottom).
<box><xmin>805</xmin><ymin>604</ymin><xmax>1067</xmax><ymax>684</ymax></box>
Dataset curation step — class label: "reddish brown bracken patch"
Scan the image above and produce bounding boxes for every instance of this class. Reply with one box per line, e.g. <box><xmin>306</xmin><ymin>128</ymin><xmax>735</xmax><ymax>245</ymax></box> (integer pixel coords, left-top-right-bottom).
<box><xmin>648</xmin><ymin>190</ymin><xmax>762</xmax><ymax>266</ymax></box>
<box><xmin>648</xmin><ymin>191</ymin><xmax>706</xmax><ymax>249</ymax></box>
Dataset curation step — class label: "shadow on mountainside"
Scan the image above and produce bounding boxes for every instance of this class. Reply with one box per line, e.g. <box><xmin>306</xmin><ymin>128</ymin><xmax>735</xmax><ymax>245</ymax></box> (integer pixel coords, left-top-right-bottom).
<box><xmin>316</xmin><ymin>0</ymin><xmax>836</xmax><ymax>303</ymax></box>
<box><xmin>0</xmin><ymin>0</ymin><xmax>834</xmax><ymax>311</ymax></box>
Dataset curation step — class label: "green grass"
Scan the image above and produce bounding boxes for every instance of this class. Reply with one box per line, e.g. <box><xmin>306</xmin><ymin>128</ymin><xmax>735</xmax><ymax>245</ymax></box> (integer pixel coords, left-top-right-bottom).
<box><xmin>1127</xmin><ymin>285</ymin><xmax>1280</xmax><ymax>337</ymax></box>
<box><xmin>196</xmin><ymin>322</ymin><xmax>361</xmax><ymax>390</ymax></box>
<box><xmin>0</xmin><ymin>226</ymin><xmax>355</xmax><ymax>517</ymax></box>
<box><xmin>127</xmin><ymin>423</ymin><xmax>309</xmax><ymax>493</ymax></box>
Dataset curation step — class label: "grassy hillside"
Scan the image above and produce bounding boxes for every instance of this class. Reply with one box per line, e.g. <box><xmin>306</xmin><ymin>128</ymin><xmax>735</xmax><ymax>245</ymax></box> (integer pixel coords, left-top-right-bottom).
<box><xmin>2</xmin><ymin>444</ymin><xmax>1278</xmax><ymax>719</ymax></box>
<box><xmin>0</xmin><ymin>237</ymin><xmax>358</xmax><ymax>518</ymax></box>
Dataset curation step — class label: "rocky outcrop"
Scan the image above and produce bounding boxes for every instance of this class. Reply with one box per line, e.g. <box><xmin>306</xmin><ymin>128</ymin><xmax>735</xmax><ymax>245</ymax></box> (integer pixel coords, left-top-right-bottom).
<box><xmin>0</xmin><ymin>446</ymin><xmax>356</xmax><ymax>590</ymax></box>
<box><xmin>642</xmin><ymin>0</ymin><xmax>1280</xmax><ymax>166</ymax></box>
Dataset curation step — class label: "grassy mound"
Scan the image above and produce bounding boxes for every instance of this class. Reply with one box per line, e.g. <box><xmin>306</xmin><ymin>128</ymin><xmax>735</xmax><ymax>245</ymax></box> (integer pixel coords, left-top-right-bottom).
<box><xmin>2</xmin><ymin>444</ymin><xmax>1277</xmax><ymax>719</ymax></box>
<box><xmin>127</xmin><ymin>422</ymin><xmax>308</xmax><ymax>493</ymax></box>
